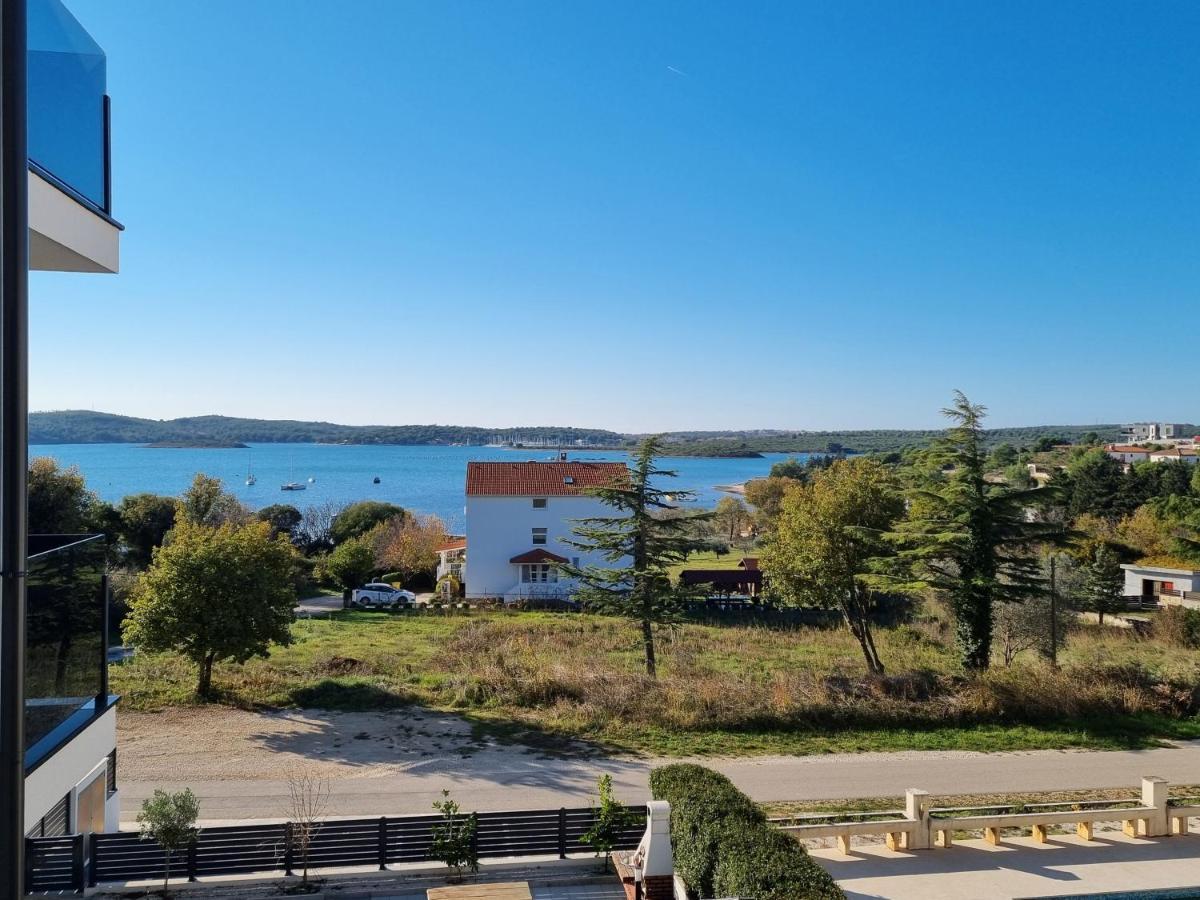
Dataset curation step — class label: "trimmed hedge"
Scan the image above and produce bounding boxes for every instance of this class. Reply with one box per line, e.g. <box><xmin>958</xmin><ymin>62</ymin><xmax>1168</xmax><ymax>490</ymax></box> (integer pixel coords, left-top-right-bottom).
<box><xmin>649</xmin><ymin>763</ymin><xmax>844</xmax><ymax>900</ymax></box>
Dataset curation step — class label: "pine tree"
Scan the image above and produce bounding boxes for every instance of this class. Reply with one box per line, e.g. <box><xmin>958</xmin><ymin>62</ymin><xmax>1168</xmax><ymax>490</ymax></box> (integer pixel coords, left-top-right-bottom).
<box><xmin>562</xmin><ymin>436</ymin><xmax>710</xmax><ymax>677</ymax></box>
<box><xmin>872</xmin><ymin>392</ymin><xmax>1063</xmax><ymax>670</ymax></box>
<box><xmin>1082</xmin><ymin>543</ymin><xmax>1125</xmax><ymax>624</ymax></box>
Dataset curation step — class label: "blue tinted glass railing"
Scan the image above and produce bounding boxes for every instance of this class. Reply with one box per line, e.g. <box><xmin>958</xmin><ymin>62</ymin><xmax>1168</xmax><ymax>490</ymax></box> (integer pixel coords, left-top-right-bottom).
<box><xmin>25</xmin><ymin>535</ymin><xmax>106</xmax><ymax>755</ymax></box>
<box><xmin>28</xmin><ymin>0</ymin><xmax>109</xmax><ymax>212</ymax></box>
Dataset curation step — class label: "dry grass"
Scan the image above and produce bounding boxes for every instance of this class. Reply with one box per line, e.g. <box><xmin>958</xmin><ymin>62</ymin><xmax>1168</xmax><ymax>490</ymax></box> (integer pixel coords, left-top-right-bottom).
<box><xmin>111</xmin><ymin>610</ymin><xmax>1200</xmax><ymax>756</ymax></box>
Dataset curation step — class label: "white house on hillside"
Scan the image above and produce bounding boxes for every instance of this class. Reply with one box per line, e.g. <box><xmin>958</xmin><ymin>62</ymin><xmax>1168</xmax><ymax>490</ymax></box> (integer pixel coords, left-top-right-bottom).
<box><xmin>463</xmin><ymin>459</ymin><xmax>630</xmax><ymax>602</ymax></box>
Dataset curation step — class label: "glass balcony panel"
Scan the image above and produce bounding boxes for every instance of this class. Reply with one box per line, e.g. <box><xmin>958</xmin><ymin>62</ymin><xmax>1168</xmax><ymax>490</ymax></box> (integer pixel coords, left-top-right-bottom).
<box><xmin>25</xmin><ymin>534</ymin><xmax>105</xmax><ymax>752</ymax></box>
<box><xmin>28</xmin><ymin>0</ymin><xmax>108</xmax><ymax>211</ymax></box>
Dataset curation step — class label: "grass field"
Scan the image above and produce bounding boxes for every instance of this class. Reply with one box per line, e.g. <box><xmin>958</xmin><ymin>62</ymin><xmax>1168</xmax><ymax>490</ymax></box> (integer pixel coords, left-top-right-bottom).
<box><xmin>110</xmin><ymin>608</ymin><xmax>1200</xmax><ymax>757</ymax></box>
<box><xmin>666</xmin><ymin>548</ymin><xmax>755</xmax><ymax>580</ymax></box>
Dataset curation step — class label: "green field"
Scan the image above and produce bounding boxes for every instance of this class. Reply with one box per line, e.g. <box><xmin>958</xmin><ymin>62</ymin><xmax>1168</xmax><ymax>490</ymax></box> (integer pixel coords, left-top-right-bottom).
<box><xmin>110</xmin><ymin>609</ymin><xmax>1200</xmax><ymax>757</ymax></box>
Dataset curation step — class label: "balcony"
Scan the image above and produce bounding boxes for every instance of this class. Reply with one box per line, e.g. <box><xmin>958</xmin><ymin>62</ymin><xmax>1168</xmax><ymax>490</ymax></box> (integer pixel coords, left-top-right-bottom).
<box><xmin>28</xmin><ymin>0</ymin><xmax>120</xmax><ymax>273</ymax></box>
<box><xmin>24</xmin><ymin>533</ymin><xmax>114</xmax><ymax>773</ymax></box>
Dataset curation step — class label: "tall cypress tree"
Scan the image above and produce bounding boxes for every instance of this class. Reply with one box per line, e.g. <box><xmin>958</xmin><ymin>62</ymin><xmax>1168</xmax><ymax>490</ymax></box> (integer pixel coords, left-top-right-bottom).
<box><xmin>1081</xmin><ymin>543</ymin><xmax>1124</xmax><ymax>624</ymax></box>
<box><xmin>562</xmin><ymin>436</ymin><xmax>710</xmax><ymax>677</ymax></box>
<box><xmin>875</xmin><ymin>392</ymin><xmax>1063</xmax><ymax>670</ymax></box>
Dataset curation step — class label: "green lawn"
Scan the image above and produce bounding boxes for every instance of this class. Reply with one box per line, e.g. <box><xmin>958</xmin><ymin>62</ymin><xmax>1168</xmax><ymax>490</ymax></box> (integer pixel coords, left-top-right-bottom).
<box><xmin>111</xmin><ymin>609</ymin><xmax>1200</xmax><ymax>757</ymax></box>
<box><xmin>666</xmin><ymin>548</ymin><xmax>757</xmax><ymax>580</ymax></box>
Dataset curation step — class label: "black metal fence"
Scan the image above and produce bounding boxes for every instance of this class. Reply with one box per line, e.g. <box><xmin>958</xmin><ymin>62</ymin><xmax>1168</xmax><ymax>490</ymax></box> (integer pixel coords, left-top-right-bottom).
<box><xmin>26</xmin><ymin>805</ymin><xmax>647</xmax><ymax>894</ymax></box>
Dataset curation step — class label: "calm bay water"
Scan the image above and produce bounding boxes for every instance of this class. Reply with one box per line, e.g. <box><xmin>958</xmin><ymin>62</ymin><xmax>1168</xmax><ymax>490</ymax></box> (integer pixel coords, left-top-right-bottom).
<box><xmin>28</xmin><ymin>443</ymin><xmax>797</xmax><ymax>532</ymax></box>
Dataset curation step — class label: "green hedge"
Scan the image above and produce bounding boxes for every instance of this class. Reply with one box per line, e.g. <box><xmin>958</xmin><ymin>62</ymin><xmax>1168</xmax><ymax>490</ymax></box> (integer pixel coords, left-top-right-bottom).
<box><xmin>649</xmin><ymin>763</ymin><xmax>844</xmax><ymax>900</ymax></box>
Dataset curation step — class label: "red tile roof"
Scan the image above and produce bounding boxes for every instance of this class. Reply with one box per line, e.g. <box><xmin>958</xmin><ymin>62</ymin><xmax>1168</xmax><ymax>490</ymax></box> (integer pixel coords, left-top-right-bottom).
<box><xmin>436</xmin><ymin>538</ymin><xmax>467</xmax><ymax>552</ymax></box>
<box><xmin>466</xmin><ymin>461</ymin><xmax>629</xmax><ymax>496</ymax></box>
<box><xmin>509</xmin><ymin>548</ymin><xmax>569</xmax><ymax>564</ymax></box>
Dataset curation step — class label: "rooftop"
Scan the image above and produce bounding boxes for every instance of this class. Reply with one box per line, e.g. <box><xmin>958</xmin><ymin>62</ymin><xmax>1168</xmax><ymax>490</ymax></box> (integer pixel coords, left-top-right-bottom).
<box><xmin>466</xmin><ymin>461</ymin><xmax>629</xmax><ymax>497</ymax></box>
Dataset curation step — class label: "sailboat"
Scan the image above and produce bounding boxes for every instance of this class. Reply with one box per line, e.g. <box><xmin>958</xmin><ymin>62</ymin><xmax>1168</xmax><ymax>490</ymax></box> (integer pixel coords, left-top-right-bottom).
<box><xmin>281</xmin><ymin>453</ymin><xmax>306</xmax><ymax>491</ymax></box>
<box><xmin>245</xmin><ymin>450</ymin><xmax>256</xmax><ymax>486</ymax></box>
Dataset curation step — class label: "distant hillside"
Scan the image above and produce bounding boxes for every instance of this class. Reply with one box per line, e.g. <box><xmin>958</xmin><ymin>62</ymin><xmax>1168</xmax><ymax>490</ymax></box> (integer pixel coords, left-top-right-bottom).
<box><xmin>28</xmin><ymin>410</ymin><xmax>1132</xmax><ymax>455</ymax></box>
<box><xmin>28</xmin><ymin>410</ymin><xmax>625</xmax><ymax>447</ymax></box>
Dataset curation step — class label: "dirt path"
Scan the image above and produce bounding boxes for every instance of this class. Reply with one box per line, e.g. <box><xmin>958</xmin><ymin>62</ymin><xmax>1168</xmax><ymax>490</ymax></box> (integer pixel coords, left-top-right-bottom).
<box><xmin>118</xmin><ymin>707</ymin><xmax>1200</xmax><ymax>824</ymax></box>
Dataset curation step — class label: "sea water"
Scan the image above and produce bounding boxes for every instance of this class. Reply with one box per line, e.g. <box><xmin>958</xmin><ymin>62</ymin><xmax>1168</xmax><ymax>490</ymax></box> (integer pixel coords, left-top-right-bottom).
<box><xmin>28</xmin><ymin>443</ymin><xmax>800</xmax><ymax>532</ymax></box>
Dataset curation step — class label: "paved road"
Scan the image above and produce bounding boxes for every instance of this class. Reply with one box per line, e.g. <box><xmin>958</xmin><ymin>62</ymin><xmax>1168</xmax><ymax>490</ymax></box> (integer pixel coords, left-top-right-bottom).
<box><xmin>119</xmin><ymin>732</ymin><xmax>1200</xmax><ymax>824</ymax></box>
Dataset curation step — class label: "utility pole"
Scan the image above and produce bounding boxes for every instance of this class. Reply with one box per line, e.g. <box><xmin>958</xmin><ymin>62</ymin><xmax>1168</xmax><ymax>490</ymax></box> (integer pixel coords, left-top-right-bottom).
<box><xmin>1048</xmin><ymin>554</ymin><xmax>1059</xmax><ymax>669</ymax></box>
<box><xmin>0</xmin><ymin>0</ymin><xmax>29</xmax><ymax>896</ymax></box>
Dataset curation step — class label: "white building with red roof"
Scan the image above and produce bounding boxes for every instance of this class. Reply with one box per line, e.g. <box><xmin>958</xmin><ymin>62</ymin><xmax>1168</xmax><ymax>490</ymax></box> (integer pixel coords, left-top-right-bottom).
<box><xmin>463</xmin><ymin>458</ymin><xmax>630</xmax><ymax>602</ymax></box>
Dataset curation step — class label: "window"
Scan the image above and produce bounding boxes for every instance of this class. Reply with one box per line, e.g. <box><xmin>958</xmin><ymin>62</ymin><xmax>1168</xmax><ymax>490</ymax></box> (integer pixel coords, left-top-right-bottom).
<box><xmin>532</xmin><ymin>527</ymin><xmax>548</xmax><ymax>545</ymax></box>
<box><xmin>520</xmin><ymin>564</ymin><xmax>558</xmax><ymax>584</ymax></box>
<box><xmin>532</xmin><ymin>498</ymin><xmax>547</xmax><ymax>509</ymax></box>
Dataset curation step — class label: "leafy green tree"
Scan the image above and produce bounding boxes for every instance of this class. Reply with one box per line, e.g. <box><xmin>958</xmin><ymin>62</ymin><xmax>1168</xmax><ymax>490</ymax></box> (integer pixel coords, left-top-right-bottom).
<box><xmin>989</xmin><ymin>443</ymin><xmax>1019</xmax><ymax>468</ymax></box>
<box><xmin>118</xmin><ymin>493</ymin><xmax>178</xmax><ymax>568</ymax></box>
<box><xmin>580</xmin><ymin>774</ymin><xmax>633</xmax><ymax>872</ymax></box>
<box><xmin>743</xmin><ymin>476</ymin><xmax>796</xmax><ymax>531</ymax></box>
<box><xmin>28</xmin><ymin>457</ymin><xmax>97</xmax><ymax>533</ymax></box>
<box><xmin>875</xmin><ymin>392</ymin><xmax>1063</xmax><ymax>670</ymax></box>
<box><xmin>123</xmin><ymin>519</ymin><xmax>298</xmax><ymax>696</ymax></box>
<box><xmin>324</xmin><ymin>534</ymin><xmax>378</xmax><ymax>590</ymax></box>
<box><xmin>257</xmin><ymin>503</ymin><xmax>302</xmax><ymax>540</ymax></box>
<box><xmin>178</xmin><ymin>473</ymin><xmax>248</xmax><ymax>527</ymax></box>
<box><xmin>1079</xmin><ymin>543</ymin><xmax>1125</xmax><ymax>624</ymax></box>
<box><xmin>563</xmin><ymin>436</ymin><xmax>710</xmax><ymax>677</ymax></box>
<box><xmin>713</xmin><ymin>496</ymin><xmax>751</xmax><ymax>543</ymax></box>
<box><xmin>330</xmin><ymin>500</ymin><xmax>406</xmax><ymax>544</ymax></box>
<box><xmin>137</xmin><ymin>788</ymin><xmax>200</xmax><ymax>898</ymax></box>
<box><xmin>763</xmin><ymin>457</ymin><xmax>902</xmax><ymax>674</ymax></box>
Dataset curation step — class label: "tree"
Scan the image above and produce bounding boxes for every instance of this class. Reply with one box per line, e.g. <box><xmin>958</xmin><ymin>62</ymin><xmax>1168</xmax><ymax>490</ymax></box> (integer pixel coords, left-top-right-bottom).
<box><xmin>123</xmin><ymin>519</ymin><xmax>298</xmax><ymax>696</ymax></box>
<box><xmin>763</xmin><ymin>457</ymin><xmax>902</xmax><ymax>674</ymax></box>
<box><xmin>257</xmin><ymin>503</ymin><xmax>303</xmax><ymax>540</ymax></box>
<box><xmin>118</xmin><ymin>493</ymin><xmax>178</xmax><ymax>568</ymax></box>
<box><xmin>293</xmin><ymin>500</ymin><xmax>344</xmax><ymax>554</ymax></box>
<box><xmin>743</xmin><ymin>476</ymin><xmax>796</xmax><ymax>531</ymax></box>
<box><xmin>580</xmin><ymin>774</ymin><xmax>632</xmax><ymax>872</ymax></box>
<box><xmin>137</xmin><ymin>788</ymin><xmax>199</xmax><ymax>898</ymax></box>
<box><xmin>992</xmin><ymin>598</ymin><xmax>1072</xmax><ymax>667</ymax></box>
<box><xmin>330</xmin><ymin>500</ymin><xmax>406</xmax><ymax>545</ymax></box>
<box><xmin>875</xmin><ymin>392</ymin><xmax>1063</xmax><ymax>670</ymax></box>
<box><xmin>285</xmin><ymin>769</ymin><xmax>329</xmax><ymax>886</ymax></box>
<box><xmin>178</xmin><ymin>473</ymin><xmax>248</xmax><ymax>527</ymax></box>
<box><xmin>373</xmin><ymin>513</ymin><xmax>448</xmax><ymax>581</ymax></box>
<box><xmin>28</xmin><ymin>457</ymin><xmax>96</xmax><ymax>533</ymax></box>
<box><xmin>1066</xmin><ymin>450</ymin><xmax>1126</xmax><ymax>521</ymax></box>
<box><xmin>323</xmin><ymin>535</ymin><xmax>377</xmax><ymax>590</ymax></box>
<box><xmin>430</xmin><ymin>790</ymin><xmax>477</xmax><ymax>883</ymax></box>
<box><xmin>1079</xmin><ymin>543</ymin><xmax>1125</xmax><ymax>624</ymax></box>
<box><xmin>713</xmin><ymin>496</ymin><xmax>751</xmax><ymax>543</ymax></box>
<box><xmin>563</xmin><ymin>436</ymin><xmax>710</xmax><ymax>677</ymax></box>
<box><xmin>989</xmin><ymin>443</ymin><xmax>1019</xmax><ymax>468</ymax></box>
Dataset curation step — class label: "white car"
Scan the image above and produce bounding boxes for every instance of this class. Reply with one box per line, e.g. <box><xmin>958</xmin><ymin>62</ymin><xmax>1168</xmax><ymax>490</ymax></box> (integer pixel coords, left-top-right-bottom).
<box><xmin>352</xmin><ymin>583</ymin><xmax>417</xmax><ymax>609</ymax></box>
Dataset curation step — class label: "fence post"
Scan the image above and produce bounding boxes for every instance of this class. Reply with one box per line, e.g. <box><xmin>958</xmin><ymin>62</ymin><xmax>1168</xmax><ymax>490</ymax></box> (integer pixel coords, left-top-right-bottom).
<box><xmin>558</xmin><ymin>807</ymin><xmax>567</xmax><ymax>859</ymax></box>
<box><xmin>71</xmin><ymin>833</ymin><xmax>85</xmax><ymax>892</ymax></box>
<box><xmin>187</xmin><ymin>837</ymin><xmax>198</xmax><ymax>882</ymax></box>
<box><xmin>284</xmin><ymin>823</ymin><xmax>295</xmax><ymax>876</ymax></box>
<box><xmin>904</xmin><ymin>789</ymin><xmax>931</xmax><ymax>850</ymax></box>
<box><xmin>378</xmin><ymin>816</ymin><xmax>388</xmax><ymax>870</ymax></box>
<box><xmin>1143</xmin><ymin>776</ymin><xmax>1170</xmax><ymax>837</ymax></box>
<box><xmin>470</xmin><ymin>812</ymin><xmax>479</xmax><ymax>860</ymax></box>
<box><xmin>24</xmin><ymin>838</ymin><xmax>34</xmax><ymax>892</ymax></box>
<box><xmin>87</xmin><ymin>835</ymin><xmax>98</xmax><ymax>888</ymax></box>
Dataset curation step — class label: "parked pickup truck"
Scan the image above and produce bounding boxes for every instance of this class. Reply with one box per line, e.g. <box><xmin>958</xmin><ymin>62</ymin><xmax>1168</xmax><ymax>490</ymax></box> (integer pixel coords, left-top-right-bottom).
<box><xmin>351</xmin><ymin>583</ymin><xmax>417</xmax><ymax>609</ymax></box>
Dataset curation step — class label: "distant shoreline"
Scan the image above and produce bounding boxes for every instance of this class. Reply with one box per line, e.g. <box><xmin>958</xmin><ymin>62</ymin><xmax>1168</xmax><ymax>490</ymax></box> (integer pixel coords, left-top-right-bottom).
<box><xmin>142</xmin><ymin>440</ymin><xmax>250</xmax><ymax>449</ymax></box>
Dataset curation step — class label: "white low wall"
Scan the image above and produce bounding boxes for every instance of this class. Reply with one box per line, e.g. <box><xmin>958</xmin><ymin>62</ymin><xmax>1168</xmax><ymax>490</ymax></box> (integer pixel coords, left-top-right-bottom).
<box><xmin>25</xmin><ymin>705</ymin><xmax>118</xmax><ymax>834</ymax></box>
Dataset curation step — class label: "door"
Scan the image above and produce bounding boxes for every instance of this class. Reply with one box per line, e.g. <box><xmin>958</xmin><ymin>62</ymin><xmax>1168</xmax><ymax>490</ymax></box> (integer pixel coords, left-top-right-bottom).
<box><xmin>76</xmin><ymin>772</ymin><xmax>107</xmax><ymax>836</ymax></box>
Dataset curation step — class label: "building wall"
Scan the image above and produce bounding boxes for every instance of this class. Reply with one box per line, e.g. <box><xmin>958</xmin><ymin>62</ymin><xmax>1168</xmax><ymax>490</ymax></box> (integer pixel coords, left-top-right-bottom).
<box><xmin>25</xmin><ymin>705</ymin><xmax>118</xmax><ymax>835</ymax></box>
<box><xmin>464</xmin><ymin>494</ymin><xmax>624</xmax><ymax>598</ymax></box>
<box><xmin>1122</xmin><ymin>566</ymin><xmax>1200</xmax><ymax>597</ymax></box>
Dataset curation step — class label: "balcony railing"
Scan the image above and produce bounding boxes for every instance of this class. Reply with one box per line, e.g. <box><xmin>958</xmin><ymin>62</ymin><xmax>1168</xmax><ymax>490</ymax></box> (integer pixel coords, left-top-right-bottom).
<box><xmin>29</xmin><ymin>0</ymin><xmax>111</xmax><ymax>215</ymax></box>
<box><xmin>25</xmin><ymin>534</ymin><xmax>111</xmax><ymax>772</ymax></box>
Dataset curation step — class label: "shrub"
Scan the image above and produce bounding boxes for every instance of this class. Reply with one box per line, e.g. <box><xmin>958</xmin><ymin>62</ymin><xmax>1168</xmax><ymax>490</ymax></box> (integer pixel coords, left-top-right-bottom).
<box><xmin>1154</xmin><ymin>606</ymin><xmax>1200</xmax><ymax>649</ymax></box>
<box><xmin>649</xmin><ymin>763</ymin><xmax>842</xmax><ymax>899</ymax></box>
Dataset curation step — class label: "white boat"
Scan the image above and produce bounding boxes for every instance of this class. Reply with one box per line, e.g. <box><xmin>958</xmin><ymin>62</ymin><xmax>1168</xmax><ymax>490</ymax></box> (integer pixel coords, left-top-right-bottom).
<box><xmin>281</xmin><ymin>482</ymin><xmax>306</xmax><ymax>491</ymax></box>
<box><xmin>245</xmin><ymin>450</ymin><xmax>256</xmax><ymax>486</ymax></box>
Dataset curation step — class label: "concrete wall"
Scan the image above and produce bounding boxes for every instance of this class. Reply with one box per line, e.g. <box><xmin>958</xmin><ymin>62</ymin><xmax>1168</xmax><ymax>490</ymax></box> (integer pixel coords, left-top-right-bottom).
<box><xmin>29</xmin><ymin>170</ymin><xmax>120</xmax><ymax>273</ymax></box>
<box><xmin>25</xmin><ymin>705</ymin><xmax>119</xmax><ymax>834</ymax></box>
<box><xmin>464</xmin><ymin>494</ymin><xmax>626</xmax><ymax>598</ymax></box>
<box><xmin>1123</xmin><ymin>565</ymin><xmax>1200</xmax><ymax>596</ymax></box>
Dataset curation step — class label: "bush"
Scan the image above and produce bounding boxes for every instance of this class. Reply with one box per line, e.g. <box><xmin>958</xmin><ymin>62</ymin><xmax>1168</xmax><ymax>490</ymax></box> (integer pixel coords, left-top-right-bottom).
<box><xmin>1154</xmin><ymin>606</ymin><xmax>1200</xmax><ymax>649</ymax></box>
<box><xmin>649</xmin><ymin>763</ymin><xmax>842</xmax><ymax>900</ymax></box>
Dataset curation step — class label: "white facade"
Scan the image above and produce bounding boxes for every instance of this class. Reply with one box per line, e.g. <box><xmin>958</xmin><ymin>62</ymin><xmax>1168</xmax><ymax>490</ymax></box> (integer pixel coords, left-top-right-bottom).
<box><xmin>24</xmin><ymin>706</ymin><xmax>119</xmax><ymax>836</ymax></box>
<box><xmin>1122</xmin><ymin>564</ymin><xmax>1200</xmax><ymax>599</ymax></box>
<box><xmin>465</xmin><ymin>493</ymin><xmax>623</xmax><ymax>601</ymax></box>
<box><xmin>30</xmin><ymin>169</ymin><xmax>120</xmax><ymax>273</ymax></box>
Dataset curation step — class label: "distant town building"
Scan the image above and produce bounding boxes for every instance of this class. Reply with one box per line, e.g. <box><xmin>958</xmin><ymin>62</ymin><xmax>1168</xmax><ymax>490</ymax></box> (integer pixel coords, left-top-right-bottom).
<box><xmin>462</xmin><ymin>458</ymin><xmax>630</xmax><ymax>602</ymax></box>
<box><xmin>1104</xmin><ymin>445</ymin><xmax>1154</xmax><ymax>464</ymax></box>
<box><xmin>1122</xmin><ymin>563</ymin><xmax>1200</xmax><ymax>604</ymax></box>
<box><xmin>1121</xmin><ymin>422</ymin><xmax>1188</xmax><ymax>442</ymax></box>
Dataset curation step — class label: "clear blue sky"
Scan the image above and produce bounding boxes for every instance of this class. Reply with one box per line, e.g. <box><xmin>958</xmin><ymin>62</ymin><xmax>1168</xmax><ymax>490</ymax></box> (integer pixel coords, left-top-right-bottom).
<box><xmin>30</xmin><ymin>1</ymin><xmax>1199</xmax><ymax>432</ymax></box>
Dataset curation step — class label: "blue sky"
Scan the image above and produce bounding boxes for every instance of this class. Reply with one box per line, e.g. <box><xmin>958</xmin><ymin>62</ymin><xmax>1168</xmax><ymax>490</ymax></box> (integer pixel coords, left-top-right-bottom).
<box><xmin>30</xmin><ymin>1</ymin><xmax>1199</xmax><ymax>432</ymax></box>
